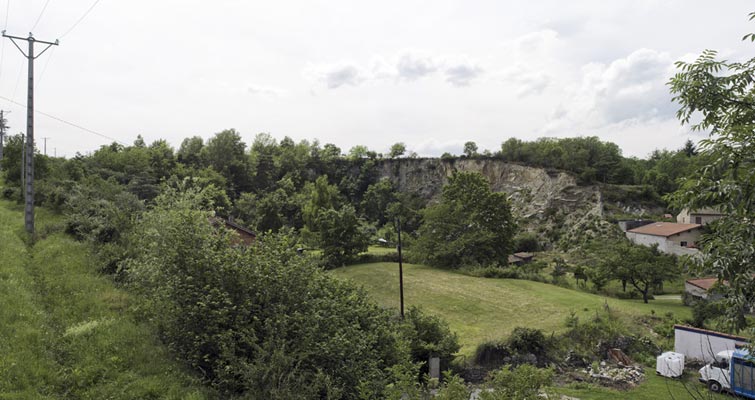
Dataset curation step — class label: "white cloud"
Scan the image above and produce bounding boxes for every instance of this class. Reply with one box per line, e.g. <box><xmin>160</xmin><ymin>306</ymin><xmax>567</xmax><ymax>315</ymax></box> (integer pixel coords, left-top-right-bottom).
<box><xmin>304</xmin><ymin>62</ymin><xmax>367</xmax><ymax>89</ymax></box>
<box><xmin>496</xmin><ymin>65</ymin><xmax>551</xmax><ymax>97</ymax></box>
<box><xmin>443</xmin><ymin>57</ymin><xmax>484</xmax><ymax>87</ymax></box>
<box><xmin>544</xmin><ymin>48</ymin><xmax>677</xmax><ymax>132</ymax></box>
<box><xmin>305</xmin><ymin>51</ymin><xmax>483</xmax><ymax>89</ymax></box>
<box><xmin>512</xmin><ymin>29</ymin><xmax>559</xmax><ymax>54</ymax></box>
<box><xmin>247</xmin><ymin>84</ymin><xmax>287</xmax><ymax>97</ymax></box>
<box><xmin>395</xmin><ymin>51</ymin><xmax>439</xmax><ymax>81</ymax></box>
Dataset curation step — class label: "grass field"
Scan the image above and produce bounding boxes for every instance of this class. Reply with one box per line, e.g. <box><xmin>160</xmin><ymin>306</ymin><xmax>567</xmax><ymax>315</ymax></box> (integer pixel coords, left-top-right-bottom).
<box><xmin>0</xmin><ymin>198</ymin><xmax>214</xmax><ymax>399</ymax></box>
<box><xmin>332</xmin><ymin>263</ymin><xmax>691</xmax><ymax>356</ymax></box>
<box><xmin>332</xmin><ymin>263</ymin><xmax>715</xmax><ymax>399</ymax></box>
<box><xmin>554</xmin><ymin>369</ymin><xmax>727</xmax><ymax>400</ymax></box>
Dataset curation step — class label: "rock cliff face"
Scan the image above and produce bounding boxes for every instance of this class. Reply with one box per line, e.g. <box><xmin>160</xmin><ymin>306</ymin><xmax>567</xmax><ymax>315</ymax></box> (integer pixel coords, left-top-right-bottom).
<box><xmin>376</xmin><ymin>158</ymin><xmax>612</xmax><ymax>247</ymax></box>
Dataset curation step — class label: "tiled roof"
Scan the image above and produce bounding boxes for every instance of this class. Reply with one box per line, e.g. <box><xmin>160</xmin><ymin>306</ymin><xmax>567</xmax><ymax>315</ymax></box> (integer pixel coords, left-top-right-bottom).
<box><xmin>513</xmin><ymin>252</ymin><xmax>534</xmax><ymax>259</ymax></box>
<box><xmin>628</xmin><ymin>222</ymin><xmax>701</xmax><ymax>237</ymax></box>
<box><xmin>686</xmin><ymin>277</ymin><xmax>720</xmax><ymax>291</ymax></box>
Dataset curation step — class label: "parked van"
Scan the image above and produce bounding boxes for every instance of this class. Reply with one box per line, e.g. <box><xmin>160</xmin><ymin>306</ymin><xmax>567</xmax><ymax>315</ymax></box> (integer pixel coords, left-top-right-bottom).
<box><xmin>699</xmin><ymin>349</ymin><xmax>755</xmax><ymax>398</ymax></box>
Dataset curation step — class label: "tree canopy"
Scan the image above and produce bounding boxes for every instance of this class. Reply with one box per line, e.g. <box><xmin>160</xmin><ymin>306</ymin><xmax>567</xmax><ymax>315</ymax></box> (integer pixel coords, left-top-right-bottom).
<box><xmin>668</xmin><ymin>14</ymin><xmax>755</xmax><ymax>331</ymax></box>
<box><xmin>415</xmin><ymin>171</ymin><xmax>517</xmax><ymax>268</ymax></box>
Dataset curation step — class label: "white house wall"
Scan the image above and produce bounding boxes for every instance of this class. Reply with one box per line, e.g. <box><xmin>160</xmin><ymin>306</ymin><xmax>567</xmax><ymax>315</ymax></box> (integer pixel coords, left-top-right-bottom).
<box><xmin>674</xmin><ymin>326</ymin><xmax>748</xmax><ymax>363</ymax></box>
<box><xmin>666</xmin><ymin>230</ymin><xmax>701</xmax><ymax>248</ymax></box>
<box><xmin>626</xmin><ymin>230</ymin><xmax>701</xmax><ymax>256</ymax></box>
<box><xmin>626</xmin><ymin>232</ymin><xmax>666</xmax><ymax>250</ymax></box>
<box><xmin>684</xmin><ymin>282</ymin><xmax>708</xmax><ymax>299</ymax></box>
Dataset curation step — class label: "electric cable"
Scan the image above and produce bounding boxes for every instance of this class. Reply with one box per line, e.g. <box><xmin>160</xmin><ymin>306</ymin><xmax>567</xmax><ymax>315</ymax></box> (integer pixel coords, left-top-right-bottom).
<box><xmin>30</xmin><ymin>0</ymin><xmax>51</xmax><ymax>32</ymax></box>
<box><xmin>59</xmin><ymin>0</ymin><xmax>101</xmax><ymax>38</ymax></box>
<box><xmin>0</xmin><ymin>94</ymin><xmax>128</xmax><ymax>145</ymax></box>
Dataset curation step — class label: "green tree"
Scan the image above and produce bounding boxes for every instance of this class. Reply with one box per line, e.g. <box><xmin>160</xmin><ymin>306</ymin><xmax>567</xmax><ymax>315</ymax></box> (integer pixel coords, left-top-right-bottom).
<box><xmin>389</xmin><ymin>142</ymin><xmax>406</xmax><ymax>158</ymax></box>
<box><xmin>401</xmin><ymin>306</ymin><xmax>460</xmax><ymax>380</ymax></box>
<box><xmin>348</xmin><ymin>145</ymin><xmax>370</xmax><ymax>160</ymax></box>
<box><xmin>668</xmin><ymin>14</ymin><xmax>755</xmax><ymax>330</ymax></box>
<box><xmin>0</xmin><ymin>133</ymin><xmax>50</xmax><ymax>189</ymax></box>
<box><xmin>313</xmin><ymin>205</ymin><xmax>369</xmax><ymax>268</ymax></box>
<box><xmin>596</xmin><ymin>242</ymin><xmax>678</xmax><ymax>303</ymax></box>
<box><xmin>177</xmin><ymin>136</ymin><xmax>204</xmax><ymax>167</ymax></box>
<box><xmin>415</xmin><ymin>172</ymin><xmax>516</xmax><ymax>268</ymax></box>
<box><xmin>682</xmin><ymin>139</ymin><xmax>698</xmax><ymax>157</ymax></box>
<box><xmin>302</xmin><ymin>176</ymin><xmax>368</xmax><ymax>267</ymax></box>
<box><xmin>361</xmin><ymin>178</ymin><xmax>397</xmax><ymax>225</ymax></box>
<box><xmin>124</xmin><ymin>187</ymin><xmax>411</xmax><ymax>398</ymax></box>
<box><xmin>201</xmin><ymin>129</ymin><xmax>253</xmax><ymax>196</ymax></box>
<box><xmin>463</xmin><ymin>141</ymin><xmax>478</xmax><ymax>157</ymax></box>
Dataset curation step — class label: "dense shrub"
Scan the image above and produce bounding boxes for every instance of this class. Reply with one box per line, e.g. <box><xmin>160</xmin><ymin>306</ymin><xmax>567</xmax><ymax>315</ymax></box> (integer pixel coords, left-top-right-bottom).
<box><xmin>460</xmin><ymin>266</ymin><xmax>547</xmax><ymax>283</ymax></box>
<box><xmin>480</xmin><ymin>364</ymin><xmax>554</xmax><ymax>400</ymax></box>
<box><xmin>402</xmin><ymin>306</ymin><xmax>461</xmax><ymax>379</ymax></box>
<box><xmin>513</xmin><ymin>232</ymin><xmax>540</xmax><ymax>253</ymax></box>
<box><xmin>124</xmin><ymin>188</ymin><xmax>413</xmax><ymax>399</ymax></box>
<box><xmin>472</xmin><ymin>328</ymin><xmax>551</xmax><ymax>369</ymax></box>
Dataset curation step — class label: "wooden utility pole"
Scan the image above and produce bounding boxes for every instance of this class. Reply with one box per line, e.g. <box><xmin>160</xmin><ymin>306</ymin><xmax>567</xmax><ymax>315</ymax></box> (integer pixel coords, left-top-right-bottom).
<box><xmin>2</xmin><ymin>31</ymin><xmax>59</xmax><ymax>234</ymax></box>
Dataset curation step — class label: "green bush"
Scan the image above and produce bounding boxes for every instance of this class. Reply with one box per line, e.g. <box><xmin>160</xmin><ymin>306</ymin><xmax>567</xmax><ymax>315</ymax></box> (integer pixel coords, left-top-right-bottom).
<box><xmin>125</xmin><ymin>188</ymin><xmax>413</xmax><ymax>399</ymax></box>
<box><xmin>513</xmin><ymin>232</ymin><xmax>540</xmax><ymax>252</ymax></box>
<box><xmin>479</xmin><ymin>364</ymin><xmax>554</xmax><ymax>400</ymax></box>
<box><xmin>402</xmin><ymin>306</ymin><xmax>461</xmax><ymax>381</ymax></box>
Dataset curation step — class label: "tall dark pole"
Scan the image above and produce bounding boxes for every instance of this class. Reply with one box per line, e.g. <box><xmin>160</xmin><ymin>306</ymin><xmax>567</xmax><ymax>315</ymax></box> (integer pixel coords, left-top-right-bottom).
<box><xmin>3</xmin><ymin>31</ymin><xmax>59</xmax><ymax>234</ymax></box>
<box><xmin>397</xmin><ymin>218</ymin><xmax>405</xmax><ymax>319</ymax></box>
<box><xmin>25</xmin><ymin>35</ymin><xmax>34</xmax><ymax>234</ymax></box>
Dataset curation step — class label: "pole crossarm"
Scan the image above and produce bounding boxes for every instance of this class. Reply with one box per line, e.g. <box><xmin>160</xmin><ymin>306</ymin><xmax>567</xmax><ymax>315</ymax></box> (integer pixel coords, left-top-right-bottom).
<box><xmin>2</xmin><ymin>31</ymin><xmax>59</xmax><ymax>46</ymax></box>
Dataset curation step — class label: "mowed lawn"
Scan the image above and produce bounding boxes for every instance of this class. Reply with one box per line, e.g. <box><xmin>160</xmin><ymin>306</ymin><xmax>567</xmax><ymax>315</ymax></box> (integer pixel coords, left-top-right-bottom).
<box><xmin>332</xmin><ymin>263</ymin><xmax>691</xmax><ymax>355</ymax></box>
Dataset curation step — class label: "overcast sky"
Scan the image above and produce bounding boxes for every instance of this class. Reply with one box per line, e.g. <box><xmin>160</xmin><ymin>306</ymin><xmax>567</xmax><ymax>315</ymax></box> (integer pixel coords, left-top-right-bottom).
<box><xmin>0</xmin><ymin>1</ymin><xmax>753</xmax><ymax>158</ymax></box>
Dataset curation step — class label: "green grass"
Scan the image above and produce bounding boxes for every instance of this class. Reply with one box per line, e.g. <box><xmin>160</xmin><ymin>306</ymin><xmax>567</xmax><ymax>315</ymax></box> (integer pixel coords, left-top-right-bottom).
<box><xmin>333</xmin><ymin>263</ymin><xmax>707</xmax><ymax>399</ymax></box>
<box><xmin>0</xmin><ymin>196</ymin><xmax>60</xmax><ymax>399</ymax></box>
<box><xmin>554</xmin><ymin>368</ymin><xmax>728</xmax><ymax>399</ymax></box>
<box><xmin>0</xmin><ymin>198</ymin><xmax>214</xmax><ymax>399</ymax></box>
<box><xmin>364</xmin><ymin>245</ymin><xmax>398</xmax><ymax>256</ymax></box>
<box><xmin>332</xmin><ymin>263</ymin><xmax>691</xmax><ymax>356</ymax></box>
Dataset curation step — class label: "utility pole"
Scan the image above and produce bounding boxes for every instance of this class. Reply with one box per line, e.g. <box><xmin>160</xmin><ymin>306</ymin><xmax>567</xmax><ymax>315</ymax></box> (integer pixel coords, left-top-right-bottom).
<box><xmin>396</xmin><ymin>218</ymin><xmax>405</xmax><ymax>319</ymax></box>
<box><xmin>42</xmin><ymin>137</ymin><xmax>49</xmax><ymax>156</ymax></box>
<box><xmin>3</xmin><ymin>31</ymin><xmax>59</xmax><ymax>234</ymax></box>
<box><xmin>0</xmin><ymin>110</ymin><xmax>8</xmax><ymax>165</ymax></box>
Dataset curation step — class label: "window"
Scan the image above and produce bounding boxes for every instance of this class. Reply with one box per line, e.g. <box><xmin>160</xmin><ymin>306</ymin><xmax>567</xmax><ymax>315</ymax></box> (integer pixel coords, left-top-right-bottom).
<box><xmin>696</xmin><ymin>216</ymin><xmax>702</xmax><ymax>224</ymax></box>
<box><xmin>680</xmin><ymin>241</ymin><xmax>688</xmax><ymax>247</ymax></box>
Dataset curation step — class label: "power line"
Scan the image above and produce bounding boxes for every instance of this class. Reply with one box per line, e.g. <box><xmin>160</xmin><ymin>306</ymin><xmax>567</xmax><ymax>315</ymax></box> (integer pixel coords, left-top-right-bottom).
<box><xmin>0</xmin><ymin>0</ymin><xmax>10</xmax><ymax>82</ymax></box>
<box><xmin>3</xmin><ymin>0</ymin><xmax>8</xmax><ymax>30</ymax></box>
<box><xmin>60</xmin><ymin>0</ymin><xmax>102</xmax><ymax>38</ymax></box>
<box><xmin>0</xmin><ymin>94</ymin><xmax>128</xmax><ymax>145</ymax></box>
<box><xmin>11</xmin><ymin>61</ymin><xmax>22</xmax><ymax>99</ymax></box>
<box><xmin>30</xmin><ymin>0</ymin><xmax>51</xmax><ymax>32</ymax></box>
<box><xmin>36</xmin><ymin>45</ymin><xmax>55</xmax><ymax>85</ymax></box>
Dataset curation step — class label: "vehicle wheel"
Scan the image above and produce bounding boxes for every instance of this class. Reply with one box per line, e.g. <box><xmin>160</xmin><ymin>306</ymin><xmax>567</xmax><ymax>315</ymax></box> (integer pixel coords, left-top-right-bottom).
<box><xmin>708</xmin><ymin>380</ymin><xmax>722</xmax><ymax>393</ymax></box>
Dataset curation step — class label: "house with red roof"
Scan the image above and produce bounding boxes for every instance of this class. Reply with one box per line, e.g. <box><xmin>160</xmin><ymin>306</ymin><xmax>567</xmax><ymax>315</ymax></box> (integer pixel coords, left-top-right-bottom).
<box><xmin>685</xmin><ymin>277</ymin><xmax>723</xmax><ymax>300</ymax></box>
<box><xmin>625</xmin><ymin>222</ymin><xmax>702</xmax><ymax>256</ymax></box>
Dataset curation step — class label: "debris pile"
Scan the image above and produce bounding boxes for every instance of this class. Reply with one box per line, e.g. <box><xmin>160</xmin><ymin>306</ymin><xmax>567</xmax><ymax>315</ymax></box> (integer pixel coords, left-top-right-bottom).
<box><xmin>585</xmin><ymin>361</ymin><xmax>645</xmax><ymax>389</ymax></box>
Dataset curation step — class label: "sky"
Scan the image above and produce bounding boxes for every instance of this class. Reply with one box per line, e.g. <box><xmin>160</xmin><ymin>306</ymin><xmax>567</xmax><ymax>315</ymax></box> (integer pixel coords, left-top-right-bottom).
<box><xmin>0</xmin><ymin>1</ymin><xmax>753</xmax><ymax>159</ymax></box>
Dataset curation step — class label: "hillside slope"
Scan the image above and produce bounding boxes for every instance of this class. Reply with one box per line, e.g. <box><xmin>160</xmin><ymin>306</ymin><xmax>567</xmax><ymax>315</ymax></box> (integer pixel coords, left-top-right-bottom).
<box><xmin>0</xmin><ymin>200</ymin><xmax>213</xmax><ymax>399</ymax></box>
<box><xmin>332</xmin><ymin>262</ymin><xmax>690</xmax><ymax>355</ymax></box>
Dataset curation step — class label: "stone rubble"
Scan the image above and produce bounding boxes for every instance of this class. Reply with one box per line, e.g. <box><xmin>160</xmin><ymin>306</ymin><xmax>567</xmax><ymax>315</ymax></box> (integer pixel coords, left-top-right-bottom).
<box><xmin>584</xmin><ymin>361</ymin><xmax>645</xmax><ymax>388</ymax></box>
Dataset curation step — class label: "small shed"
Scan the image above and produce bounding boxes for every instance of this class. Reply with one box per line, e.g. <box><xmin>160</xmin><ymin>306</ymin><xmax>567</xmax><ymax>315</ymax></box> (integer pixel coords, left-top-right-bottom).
<box><xmin>210</xmin><ymin>217</ymin><xmax>257</xmax><ymax>246</ymax></box>
<box><xmin>508</xmin><ymin>252</ymin><xmax>535</xmax><ymax>266</ymax></box>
